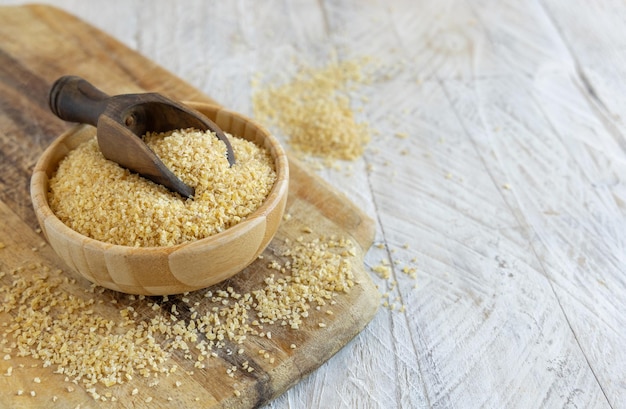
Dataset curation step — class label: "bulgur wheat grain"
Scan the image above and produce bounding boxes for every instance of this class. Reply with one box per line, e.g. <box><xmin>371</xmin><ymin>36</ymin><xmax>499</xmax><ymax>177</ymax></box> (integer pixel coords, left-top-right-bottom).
<box><xmin>48</xmin><ymin>129</ymin><xmax>276</xmax><ymax>247</ymax></box>
<box><xmin>0</xmin><ymin>230</ymin><xmax>358</xmax><ymax>401</ymax></box>
<box><xmin>252</xmin><ymin>58</ymin><xmax>371</xmax><ymax>162</ymax></box>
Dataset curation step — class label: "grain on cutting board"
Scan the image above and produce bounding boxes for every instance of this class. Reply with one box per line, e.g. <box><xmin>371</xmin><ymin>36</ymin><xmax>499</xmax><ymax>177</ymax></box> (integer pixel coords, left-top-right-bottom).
<box><xmin>0</xmin><ymin>5</ymin><xmax>380</xmax><ymax>408</ymax></box>
<box><xmin>0</xmin><ymin>221</ymin><xmax>358</xmax><ymax>402</ymax></box>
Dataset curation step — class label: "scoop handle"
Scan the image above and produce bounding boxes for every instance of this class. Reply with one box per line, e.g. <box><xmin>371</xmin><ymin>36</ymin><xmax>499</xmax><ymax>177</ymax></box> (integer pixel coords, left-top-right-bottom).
<box><xmin>49</xmin><ymin>76</ymin><xmax>110</xmax><ymax>126</ymax></box>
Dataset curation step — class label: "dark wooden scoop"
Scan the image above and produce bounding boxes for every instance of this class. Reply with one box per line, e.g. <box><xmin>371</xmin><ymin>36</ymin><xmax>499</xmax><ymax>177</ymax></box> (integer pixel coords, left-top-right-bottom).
<box><xmin>48</xmin><ymin>76</ymin><xmax>236</xmax><ymax>198</ymax></box>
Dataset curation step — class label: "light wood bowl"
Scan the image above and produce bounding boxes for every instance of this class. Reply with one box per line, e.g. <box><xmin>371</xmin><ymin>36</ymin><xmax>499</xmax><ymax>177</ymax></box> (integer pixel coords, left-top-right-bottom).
<box><xmin>31</xmin><ymin>103</ymin><xmax>289</xmax><ymax>295</ymax></box>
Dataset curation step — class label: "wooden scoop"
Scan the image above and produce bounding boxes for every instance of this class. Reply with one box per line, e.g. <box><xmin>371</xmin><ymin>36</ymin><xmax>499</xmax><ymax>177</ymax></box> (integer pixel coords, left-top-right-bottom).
<box><xmin>48</xmin><ymin>76</ymin><xmax>236</xmax><ymax>198</ymax></box>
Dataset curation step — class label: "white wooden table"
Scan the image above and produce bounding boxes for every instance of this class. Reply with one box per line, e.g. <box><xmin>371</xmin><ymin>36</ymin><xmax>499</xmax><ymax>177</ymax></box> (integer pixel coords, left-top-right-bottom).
<box><xmin>3</xmin><ymin>1</ymin><xmax>625</xmax><ymax>408</ymax></box>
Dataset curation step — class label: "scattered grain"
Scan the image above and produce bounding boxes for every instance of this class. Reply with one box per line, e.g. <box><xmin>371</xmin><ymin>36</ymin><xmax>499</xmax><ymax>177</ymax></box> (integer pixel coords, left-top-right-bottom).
<box><xmin>371</xmin><ymin>264</ymin><xmax>391</xmax><ymax>279</ymax></box>
<box><xmin>1</xmin><ymin>231</ymin><xmax>358</xmax><ymax>402</ymax></box>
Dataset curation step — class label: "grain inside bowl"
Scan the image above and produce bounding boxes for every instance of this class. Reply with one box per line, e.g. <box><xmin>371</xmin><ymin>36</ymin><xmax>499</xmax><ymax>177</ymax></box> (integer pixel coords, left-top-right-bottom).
<box><xmin>47</xmin><ymin>128</ymin><xmax>277</xmax><ymax>247</ymax></box>
<box><xmin>32</xmin><ymin>103</ymin><xmax>288</xmax><ymax>295</ymax></box>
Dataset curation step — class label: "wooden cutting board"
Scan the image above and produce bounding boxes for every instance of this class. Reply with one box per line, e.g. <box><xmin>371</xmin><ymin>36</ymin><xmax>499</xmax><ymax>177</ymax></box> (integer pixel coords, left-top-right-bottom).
<box><xmin>0</xmin><ymin>4</ymin><xmax>379</xmax><ymax>408</ymax></box>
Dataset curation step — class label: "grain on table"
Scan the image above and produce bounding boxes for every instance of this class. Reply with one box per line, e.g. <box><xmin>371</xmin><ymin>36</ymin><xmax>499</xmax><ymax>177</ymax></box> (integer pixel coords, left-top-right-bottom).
<box><xmin>252</xmin><ymin>58</ymin><xmax>372</xmax><ymax>163</ymax></box>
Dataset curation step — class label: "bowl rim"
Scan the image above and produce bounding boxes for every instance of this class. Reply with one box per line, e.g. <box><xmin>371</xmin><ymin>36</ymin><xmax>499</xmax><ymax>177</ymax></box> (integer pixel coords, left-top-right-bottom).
<box><xmin>31</xmin><ymin>102</ymin><xmax>289</xmax><ymax>255</ymax></box>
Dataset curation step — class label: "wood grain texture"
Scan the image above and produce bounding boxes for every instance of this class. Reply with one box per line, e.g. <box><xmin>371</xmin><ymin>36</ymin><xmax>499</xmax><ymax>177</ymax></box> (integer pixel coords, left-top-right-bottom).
<box><xmin>1</xmin><ymin>0</ymin><xmax>626</xmax><ymax>408</ymax></box>
<box><xmin>0</xmin><ymin>4</ymin><xmax>379</xmax><ymax>408</ymax></box>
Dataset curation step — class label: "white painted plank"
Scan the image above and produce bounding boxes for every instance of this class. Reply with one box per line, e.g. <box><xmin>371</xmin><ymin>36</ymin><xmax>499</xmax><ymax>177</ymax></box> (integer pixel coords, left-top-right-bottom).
<box><xmin>461</xmin><ymin>1</ymin><xmax>626</xmax><ymax>406</ymax></box>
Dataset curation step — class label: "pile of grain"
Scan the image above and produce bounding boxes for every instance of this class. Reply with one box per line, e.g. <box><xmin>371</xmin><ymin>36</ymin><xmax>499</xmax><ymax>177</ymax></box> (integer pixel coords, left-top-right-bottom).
<box><xmin>47</xmin><ymin>129</ymin><xmax>276</xmax><ymax>247</ymax></box>
<box><xmin>252</xmin><ymin>58</ymin><xmax>372</xmax><ymax>163</ymax></box>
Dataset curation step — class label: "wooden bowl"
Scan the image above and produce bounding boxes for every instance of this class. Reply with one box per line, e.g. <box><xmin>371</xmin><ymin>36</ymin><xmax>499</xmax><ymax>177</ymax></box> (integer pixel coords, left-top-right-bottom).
<box><xmin>31</xmin><ymin>103</ymin><xmax>289</xmax><ymax>295</ymax></box>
